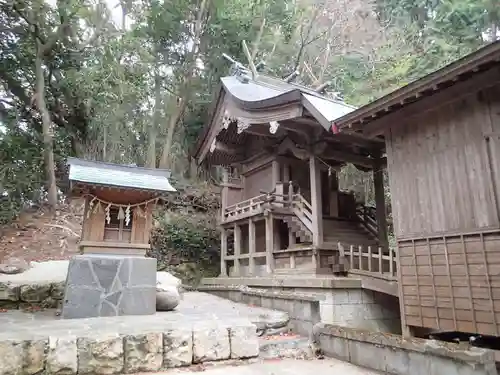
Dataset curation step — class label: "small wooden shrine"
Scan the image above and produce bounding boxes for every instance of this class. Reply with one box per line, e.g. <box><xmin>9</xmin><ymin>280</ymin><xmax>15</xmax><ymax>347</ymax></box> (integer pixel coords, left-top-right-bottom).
<box><xmin>67</xmin><ymin>157</ymin><xmax>176</xmax><ymax>256</ymax></box>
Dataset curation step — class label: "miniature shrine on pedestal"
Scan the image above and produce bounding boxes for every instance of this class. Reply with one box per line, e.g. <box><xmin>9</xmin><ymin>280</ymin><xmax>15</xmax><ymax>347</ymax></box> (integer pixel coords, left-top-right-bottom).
<box><xmin>61</xmin><ymin>158</ymin><xmax>176</xmax><ymax>319</ymax></box>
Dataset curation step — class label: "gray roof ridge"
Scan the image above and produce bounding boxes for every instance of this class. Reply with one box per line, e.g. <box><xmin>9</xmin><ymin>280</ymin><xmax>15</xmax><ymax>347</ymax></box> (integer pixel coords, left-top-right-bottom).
<box><xmin>248</xmin><ymin>73</ymin><xmax>357</xmax><ymax>110</ymax></box>
<box><xmin>67</xmin><ymin>157</ymin><xmax>171</xmax><ymax>178</ymax></box>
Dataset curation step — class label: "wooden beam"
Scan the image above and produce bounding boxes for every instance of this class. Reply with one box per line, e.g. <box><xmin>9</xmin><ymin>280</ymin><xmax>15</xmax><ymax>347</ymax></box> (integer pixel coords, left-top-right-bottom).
<box><xmin>309</xmin><ymin>156</ymin><xmax>323</xmax><ymax>246</ymax></box>
<box><xmin>211</xmin><ymin>140</ymin><xmax>240</xmax><ymax>155</ymax></box>
<box><xmin>220</xmin><ymin>229</ymin><xmax>228</xmax><ymax>277</ymax></box>
<box><xmin>319</xmin><ymin>149</ymin><xmax>378</xmax><ymax>169</ymax></box>
<box><xmin>233</xmin><ymin>224</ymin><xmax>242</xmax><ymax>276</ymax></box>
<box><xmin>358</xmin><ymin>66</ymin><xmax>500</xmax><ymax>137</ymax></box>
<box><xmin>265</xmin><ymin>214</ymin><xmax>275</xmax><ymax>274</ymax></box>
<box><xmin>373</xmin><ymin>159</ymin><xmax>388</xmax><ymax>247</ymax></box>
<box><xmin>248</xmin><ymin>219</ymin><xmax>256</xmax><ymax>275</ymax></box>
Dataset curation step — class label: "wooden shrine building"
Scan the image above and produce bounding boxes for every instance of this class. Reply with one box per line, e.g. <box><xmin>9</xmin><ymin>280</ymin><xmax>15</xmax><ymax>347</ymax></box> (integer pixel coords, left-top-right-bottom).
<box><xmin>67</xmin><ymin>158</ymin><xmax>176</xmax><ymax>256</ymax></box>
<box><xmin>193</xmin><ymin>64</ymin><xmax>391</xmax><ymax>278</ymax></box>
<box><xmin>332</xmin><ymin>41</ymin><xmax>500</xmax><ymax>338</ymax></box>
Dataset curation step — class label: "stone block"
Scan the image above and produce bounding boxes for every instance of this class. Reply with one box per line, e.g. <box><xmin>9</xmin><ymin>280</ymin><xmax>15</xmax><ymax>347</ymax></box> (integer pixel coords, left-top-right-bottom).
<box><xmin>407</xmin><ymin>350</ymin><xmax>432</xmax><ymax>375</ymax></box>
<box><xmin>332</xmin><ymin>290</ymin><xmax>349</xmax><ymax>304</ymax></box>
<box><xmin>361</xmin><ymin>290</ymin><xmax>375</xmax><ymax>304</ymax></box>
<box><xmin>51</xmin><ymin>283</ymin><xmax>65</xmax><ymax>300</ymax></box>
<box><xmin>61</xmin><ymin>255</ymin><xmax>156</xmax><ymax>319</ymax></box>
<box><xmin>384</xmin><ymin>347</ymin><xmax>410</xmax><ymax>375</ymax></box>
<box><xmin>20</xmin><ymin>284</ymin><xmax>51</xmax><ymax>303</ymax></box>
<box><xmin>192</xmin><ymin>324</ymin><xmax>230</xmax><ymax>363</ymax></box>
<box><xmin>77</xmin><ymin>334</ymin><xmax>124</xmax><ymax>375</ymax></box>
<box><xmin>347</xmin><ymin>290</ymin><xmax>363</xmax><ymax>304</ymax></box>
<box><xmin>348</xmin><ymin>340</ymin><xmax>385</xmax><ymax>373</ymax></box>
<box><xmin>124</xmin><ymin>333</ymin><xmax>163</xmax><ymax>373</ymax></box>
<box><xmin>46</xmin><ymin>336</ymin><xmax>78</xmax><ymax>375</ymax></box>
<box><xmin>23</xmin><ymin>339</ymin><xmax>48</xmax><ymax>375</ymax></box>
<box><xmin>163</xmin><ymin>329</ymin><xmax>193</xmax><ymax>368</ymax></box>
<box><xmin>0</xmin><ymin>283</ymin><xmax>19</xmax><ymax>301</ymax></box>
<box><xmin>293</xmin><ymin>301</ymin><xmax>312</xmax><ymax>320</ymax></box>
<box><xmin>319</xmin><ymin>335</ymin><xmax>349</xmax><ymax>361</ymax></box>
<box><xmin>229</xmin><ymin>323</ymin><xmax>259</xmax><ymax>359</ymax></box>
<box><xmin>0</xmin><ymin>340</ymin><xmax>23</xmax><ymax>375</ymax></box>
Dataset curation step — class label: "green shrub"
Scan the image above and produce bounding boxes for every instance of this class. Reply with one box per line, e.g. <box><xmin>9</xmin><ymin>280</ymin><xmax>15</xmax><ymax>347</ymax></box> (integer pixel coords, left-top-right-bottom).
<box><xmin>148</xmin><ymin>209</ymin><xmax>220</xmax><ymax>286</ymax></box>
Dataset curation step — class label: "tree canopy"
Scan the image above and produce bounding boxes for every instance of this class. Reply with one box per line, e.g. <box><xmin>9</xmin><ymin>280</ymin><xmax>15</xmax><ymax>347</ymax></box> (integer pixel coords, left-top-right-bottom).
<box><xmin>0</xmin><ymin>0</ymin><xmax>498</xmax><ymax>222</ymax></box>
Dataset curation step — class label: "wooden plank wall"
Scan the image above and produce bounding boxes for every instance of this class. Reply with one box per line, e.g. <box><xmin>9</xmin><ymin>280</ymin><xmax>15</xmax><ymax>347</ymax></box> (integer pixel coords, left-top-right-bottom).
<box><xmin>244</xmin><ymin>163</ymin><xmax>273</xmax><ymax>198</ymax></box>
<box><xmin>386</xmin><ymin>81</ymin><xmax>500</xmax><ymax>239</ymax></box>
<box><xmin>400</xmin><ymin>233</ymin><xmax>500</xmax><ymax>336</ymax></box>
<box><xmin>386</xmin><ymin>72</ymin><xmax>500</xmax><ymax>335</ymax></box>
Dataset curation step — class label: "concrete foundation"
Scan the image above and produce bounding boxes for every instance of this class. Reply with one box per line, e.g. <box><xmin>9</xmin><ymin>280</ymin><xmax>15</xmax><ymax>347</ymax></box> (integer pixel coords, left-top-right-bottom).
<box><xmin>314</xmin><ymin>323</ymin><xmax>498</xmax><ymax>375</ymax></box>
<box><xmin>61</xmin><ymin>254</ymin><xmax>156</xmax><ymax>319</ymax></box>
<box><xmin>201</xmin><ymin>276</ymin><xmax>401</xmax><ymax>334</ymax></box>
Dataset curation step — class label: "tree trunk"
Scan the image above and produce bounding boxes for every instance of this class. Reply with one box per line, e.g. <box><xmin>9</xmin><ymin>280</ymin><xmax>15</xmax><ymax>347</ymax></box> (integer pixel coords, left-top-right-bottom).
<box><xmin>35</xmin><ymin>43</ymin><xmax>58</xmax><ymax>211</ymax></box>
<box><xmin>158</xmin><ymin>0</ymin><xmax>207</xmax><ymax>169</ymax></box>
<box><xmin>147</xmin><ymin>67</ymin><xmax>162</xmax><ymax>168</ymax></box>
<box><xmin>158</xmin><ymin>98</ymin><xmax>186</xmax><ymax>169</ymax></box>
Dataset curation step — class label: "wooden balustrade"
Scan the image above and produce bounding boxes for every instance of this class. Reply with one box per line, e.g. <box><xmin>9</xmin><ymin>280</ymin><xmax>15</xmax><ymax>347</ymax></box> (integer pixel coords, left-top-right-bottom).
<box><xmin>339</xmin><ymin>242</ymin><xmax>397</xmax><ymax>281</ymax></box>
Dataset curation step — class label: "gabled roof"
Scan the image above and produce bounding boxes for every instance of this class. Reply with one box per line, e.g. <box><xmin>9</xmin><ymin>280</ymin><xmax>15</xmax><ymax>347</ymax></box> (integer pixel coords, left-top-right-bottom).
<box><xmin>331</xmin><ymin>41</ymin><xmax>500</xmax><ymax>136</ymax></box>
<box><xmin>67</xmin><ymin>158</ymin><xmax>176</xmax><ymax>193</ymax></box>
<box><xmin>220</xmin><ymin>74</ymin><xmax>356</xmax><ymax>128</ymax></box>
<box><xmin>192</xmin><ymin>70</ymin><xmax>357</xmax><ymax>161</ymax></box>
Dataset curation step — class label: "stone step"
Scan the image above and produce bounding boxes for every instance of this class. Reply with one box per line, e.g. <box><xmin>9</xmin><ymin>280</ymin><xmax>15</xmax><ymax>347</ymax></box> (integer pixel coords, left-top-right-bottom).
<box><xmin>259</xmin><ymin>335</ymin><xmax>313</xmax><ymax>360</ymax></box>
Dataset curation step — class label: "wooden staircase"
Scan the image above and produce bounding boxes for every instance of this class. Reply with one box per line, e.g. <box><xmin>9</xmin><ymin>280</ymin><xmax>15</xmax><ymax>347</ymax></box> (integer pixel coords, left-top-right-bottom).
<box><xmin>323</xmin><ymin>218</ymin><xmax>379</xmax><ymax>248</ymax></box>
<box><xmin>283</xmin><ymin>216</ymin><xmax>312</xmax><ymax>243</ymax></box>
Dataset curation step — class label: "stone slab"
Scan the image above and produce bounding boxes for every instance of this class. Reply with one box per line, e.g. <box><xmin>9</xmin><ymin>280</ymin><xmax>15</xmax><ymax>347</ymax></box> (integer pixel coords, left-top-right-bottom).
<box><xmin>0</xmin><ymin>292</ymin><xmax>271</xmax><ymax>375</ymax></box>
<box><xmin>160</xmin><ymin>359</ymin><xmax>381</xmax><ymax>375</ymax></box>
<box><xmin>61</xmin><ymin>254</ymin><xmax>156</xmax><ymax>319</ymax></box>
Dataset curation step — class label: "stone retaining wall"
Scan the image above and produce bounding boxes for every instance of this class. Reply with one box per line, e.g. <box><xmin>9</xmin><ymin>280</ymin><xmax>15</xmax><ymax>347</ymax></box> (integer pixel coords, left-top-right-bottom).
<box><xmin>194</xmin><ymin>285</ymin><xmax>322</xmax><ymax>336</ymax></box>
<box><xmin>0</xmin><ymin>319</ymin><xmax>259</xmax><ymax>375</ymax></box>
<box><xmin>0</xmin><ymin>282</ymin><xmax>64</xmax><ymax>310</ymax></box>
<box><xmin>201</xmin><ymin>277</ymin><xmax>402</xmax><ymax>334</ymax></box>
<box><xmin>313</xmin><ymin>323</ymin><xmax>498</xmax><ymax>375</ymax></box>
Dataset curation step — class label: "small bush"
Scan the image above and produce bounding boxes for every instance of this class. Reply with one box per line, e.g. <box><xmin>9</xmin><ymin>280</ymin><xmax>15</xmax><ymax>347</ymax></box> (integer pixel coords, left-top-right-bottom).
<box><xmin>149</xmin><ymin>209</ymin><xmax>220</xmax><ymax>286</ymax></box>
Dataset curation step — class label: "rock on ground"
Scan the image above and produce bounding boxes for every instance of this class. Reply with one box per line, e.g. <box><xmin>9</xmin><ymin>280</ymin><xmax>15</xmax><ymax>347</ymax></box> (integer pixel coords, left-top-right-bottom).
<box><xmin>0</xmin><ymin>258</ymin><xmax>30</xmax><ymax>275</ymax></box>
<box><xmin>156</xmin><ymin>287</ymin><xmax>180</xmax><ymax>311</ymax></box>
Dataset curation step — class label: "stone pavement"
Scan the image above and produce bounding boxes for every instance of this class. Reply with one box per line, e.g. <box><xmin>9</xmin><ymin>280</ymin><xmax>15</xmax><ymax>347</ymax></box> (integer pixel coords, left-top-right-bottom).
<box><xmin>0</xmin><ymin>292</ymin><xmax>289</xmax><ymax>340</ymax></box>
<box><xmin>154</xmin><ymin>359</ymin><xmax>380</xmax><ymax>375</ymax></box>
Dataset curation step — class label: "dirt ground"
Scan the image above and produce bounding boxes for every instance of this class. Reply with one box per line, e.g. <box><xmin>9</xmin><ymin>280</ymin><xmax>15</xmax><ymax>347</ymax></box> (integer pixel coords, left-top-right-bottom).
<box><xmin>0</xmin><ymin>201</ymin><xmax>83</xmax><ymax>263</ymax></box>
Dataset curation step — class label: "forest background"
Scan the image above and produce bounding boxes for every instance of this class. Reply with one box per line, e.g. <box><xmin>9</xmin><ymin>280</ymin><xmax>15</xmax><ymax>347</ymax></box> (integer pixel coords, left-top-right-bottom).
<box><xmin>0</xmin><ymin>0</ymin><xmax>498</xmax><ymax>278</ymax></box>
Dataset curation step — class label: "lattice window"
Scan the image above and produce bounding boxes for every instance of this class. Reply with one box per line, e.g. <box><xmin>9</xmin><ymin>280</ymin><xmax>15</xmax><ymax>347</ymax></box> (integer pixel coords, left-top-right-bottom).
<box><xmin>104</xmin><ymin>207</ymin><xmax>133</xmax><ymax>242</ymax></box>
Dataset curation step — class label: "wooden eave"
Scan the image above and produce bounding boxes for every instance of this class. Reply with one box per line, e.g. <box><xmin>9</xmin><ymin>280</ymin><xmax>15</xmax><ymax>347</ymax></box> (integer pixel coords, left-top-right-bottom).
<box><xmin>70</xmin><ymin>181</ymin><xmax>167</xmax><ymax>204</ymax></box>
<box><xmin>332</xmin><ymin>41</ymin><xmax>500</xmax><ymax>138</ymax></box>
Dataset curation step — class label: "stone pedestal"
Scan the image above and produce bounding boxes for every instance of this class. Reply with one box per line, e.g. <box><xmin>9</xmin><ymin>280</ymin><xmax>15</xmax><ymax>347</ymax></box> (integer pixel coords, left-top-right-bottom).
<box><xmin>61</xmin><ymin>254</ymin><xmax>156</xmax><ymax>319</ymax></box>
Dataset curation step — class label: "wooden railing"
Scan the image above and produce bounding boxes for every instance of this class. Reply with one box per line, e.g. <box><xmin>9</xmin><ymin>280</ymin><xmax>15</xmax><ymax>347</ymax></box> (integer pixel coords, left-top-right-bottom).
<box><xmin>290</xmin><ymin>193</ymin><xmax>313</xmax><ymax>233</ymax></box>
<box><xmin>355</xmin><ymin>204</ymin><xmax>378</xmax><ymax>238</ymax></box>
<box><xmin>224</xmin><ymin>194</ymin><xmax>268</xmax><ymax>220</ymax></box>
<box><xmin>338</xmin><ymin>242</ymin><xmax>397</xmax><ymax>281</ymax></box>
<box><xmin>222</xmin><ymin>181</ymin><xmax>314</xmax><ymax>236</ymax></box>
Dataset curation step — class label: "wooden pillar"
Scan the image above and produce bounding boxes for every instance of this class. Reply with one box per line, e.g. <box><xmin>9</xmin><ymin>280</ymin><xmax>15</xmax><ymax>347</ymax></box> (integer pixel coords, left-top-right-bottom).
<box><xmin>248</xmin><ymin>219</ymin><xmax>256</xmax><ymax>276</ymax></box>
<box><xmin>309</xmin><ymin>155</ymin><xmax>323</xmax><ymax>247</ymax></box>
<box><xmin>272</xmin><ymin>160</ymin><xmax>280</xmax><ymax>187</ymax></box>
<box><xmin>265</xmin><ymin>214</ymin><xmax>275</xmax><ymax>274</ymax></box>
<box><xmin>283</xmin><ymin>162</ymin><xmax>290</xmax><ymax>182</ymax></box>
<box><xmin>329</xmin><ymin>171</ymin><xmax>339</xmax><ymax>217</ymax></box>
<box><xmin>373</xmin><ymin>160</ymin><xmax>388</xmax><ymax>247</ymax></box>
<box><xmin>233</xmin><ymin>224</ymin><xmax>241</xmax><ymax>276</ymax></box>
<box><xmin>221</xmin><ymin>168</ymin><xmax>229</xmax><ymax>221</ymax></box>
<box><xmin>220</xmin><ymin>229</ymin><xmax>228</xmax><ymax>277</ymax></box>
